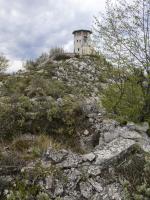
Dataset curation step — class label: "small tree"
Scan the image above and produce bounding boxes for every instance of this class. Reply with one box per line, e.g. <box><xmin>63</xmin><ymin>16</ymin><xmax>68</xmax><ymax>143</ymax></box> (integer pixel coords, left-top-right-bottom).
<box><xmin>49</xmin><ymin>47</ymin><xmax>64</xmax><ymax>57</ymax></box>
<box><xmin>94</xmin><ymin>0</ymin><xmax>150</xmax><ymax>120</ymax></box>
<box><xmin>0</xmin><ymin>54</ymin><xmax>8</xmax><ymax>72</ymax></box>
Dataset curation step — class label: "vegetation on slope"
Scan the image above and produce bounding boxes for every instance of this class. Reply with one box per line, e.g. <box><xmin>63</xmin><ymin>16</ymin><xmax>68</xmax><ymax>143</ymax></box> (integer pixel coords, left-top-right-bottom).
<box><xmin>0</xmin><ymin>52</ymin><xmax>110</xmax><ymax>150</ymax></box>
<box><xmin>94</xmin><ymin>0</ymin><xmax>150</xmax><ymax>125</ymax></box>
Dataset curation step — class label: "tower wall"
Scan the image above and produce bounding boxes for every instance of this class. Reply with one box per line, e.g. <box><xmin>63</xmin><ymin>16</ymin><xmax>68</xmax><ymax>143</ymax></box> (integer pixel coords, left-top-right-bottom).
<box><xmin>73</xmin><ymin>30</ymin><xmax>92</xmax><ymax>55</ymax></box>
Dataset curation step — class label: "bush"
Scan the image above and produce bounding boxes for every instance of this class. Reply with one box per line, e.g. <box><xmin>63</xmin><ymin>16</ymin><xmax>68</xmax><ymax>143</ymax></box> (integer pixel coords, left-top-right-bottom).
<box><xmin>1</xmin><ymin>157</ymin><xmax>66</xmax><ymax>199</ymax></box>
<box><xmin>102</xmin><ymin>73</ymin><xmax>145</xmax><ymax>123</ymax></box>
<box><xmin>49</xmin><ymin>47</ymin><xmax>64</xmax><ymax>57</ymax></box>
<box><xmin>120</xmin><ymin>152</ymin><xmax>150</xmax><ymax>200</ymax></box>
<box><xmin>0</xmin><ymin>95</ymin><xmax>33</xmax><ymax>140</ymax></box>
<box><xmin>0</xmin><ymin>54</ymin><xmax>9</xmax><ymax>73</ymax></box>
<box><xmin>12</xmin><ymin>139</ymin><xmax>31</xmax><ymax>152</ymax></box>
<box><xmin>0</xmin><ymin>91</ymin><xmax>85</xmax><ymax>146</ymax></box>
<box><xmin>2</xmin><ymin>76</ymin><xmax>30</xmax><ymax>96</ymax></box>
<box><xmin>5</xmin><ymin>163</ymin><xmax>62</xmax><ymax>200</ymax></box>
<box><xmin>0</xmin><ymin>51</ymin><xmax>87</xmax><ymax>145</ymax></box>
<box><xmin>54</xmin><ymin>54</ymin><xmax>71</xmax><ymax>61</ymax></box>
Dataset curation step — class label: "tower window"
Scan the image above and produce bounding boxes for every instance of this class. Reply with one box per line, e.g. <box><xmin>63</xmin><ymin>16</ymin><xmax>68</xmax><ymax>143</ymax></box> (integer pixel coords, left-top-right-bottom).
<box><xmin>78</xmin><ymin>48</ymin><xmax>80</xmax><ymax>51</ymax></box>
<box><xmin>77</xmin><ymin>40</ymin><xmax>78</xmax><ymax>42</ymax></box>
<box><xmin>84</xmin><ymin>36</ymin><xmax>88</xmax><ymax>43</ymax></box>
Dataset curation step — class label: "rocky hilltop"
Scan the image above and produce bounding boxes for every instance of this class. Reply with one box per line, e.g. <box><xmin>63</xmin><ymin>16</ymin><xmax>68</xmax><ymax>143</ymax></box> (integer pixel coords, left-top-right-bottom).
<box><xmin>21</xmin><ymin>118</ymin><xmax>150</xmax><ymax>200</ymax></box>
<box><xmin>0</xmin><ymin>55</ymin><xmax>150</xmax><ymax>200</ymax></box>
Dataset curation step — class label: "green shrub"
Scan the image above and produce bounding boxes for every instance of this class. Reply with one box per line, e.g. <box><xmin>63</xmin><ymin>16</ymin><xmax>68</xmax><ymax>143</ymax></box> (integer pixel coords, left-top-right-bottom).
<box><xmin>48</xmin><ymin>80</ymin><xmax>71</xmax><ymax>98</ymax></box>
<box><xmin>54</xmin><ymin>54</ymin><xmax>71</xmax><ymax>61</ymax></box>
<box><xmin>0</xmin><ymin>51</ymin><xmax>88</xmax><ymax>144</ymax></box>
<box><xmin>2</xmin><ymin>76</ymin><xmax>30</xmax><ymax>96</ymax></box>
<box><xmin>102</xmin><ymin>78</ymin><xmax>144</xmax><ymax>122</ymax></box>
<box><xmin>49</xmin><ymin>47</ymin><xmax>64</xmax><ymax>57</ymax></box>
<box><xmin>117</xmin><ymin>149</ymin><xmax>150</xmax><ymax>200</ymax></box>
<box><xmin>12</xmin><ymin>139</ymin><xmax>31</xmax><ymax>152</ymax></box>
<box><xmin>0</xmin><ymin>96</ymin><xmax>32</xmax><ymax>140</ymax></box>
<box><xmin>6</xmin><ymin>163</ymin><xmax>62</xmax><ymax>200</ymax></box>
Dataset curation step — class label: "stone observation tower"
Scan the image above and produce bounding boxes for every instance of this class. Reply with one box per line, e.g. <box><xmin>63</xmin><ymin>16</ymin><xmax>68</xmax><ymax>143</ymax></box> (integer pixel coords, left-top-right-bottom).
<box><xmin>72</xmin><ymin>29</ymin><xmax>93</xmax><ymax>55</ymax></box>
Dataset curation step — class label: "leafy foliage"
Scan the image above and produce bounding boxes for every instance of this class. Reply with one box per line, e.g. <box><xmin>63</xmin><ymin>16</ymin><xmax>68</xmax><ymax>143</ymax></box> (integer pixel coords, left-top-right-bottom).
<box><xmin>6</xmin><ymin>164</ymin><xmax>52</xmax><ymax>200</ymax></box>
<box><xmin>49</xmin><ymin>47</ymin><xmax>64</xmax><ymax>57</ymax></box>
<box><xmin>0</xmin><ymin>67</ymin><xmax>85</xmax><ymax>142</ymax></box>
<box><xmin>119</xmin><ymin>151</ymin><xmax>150</xmax><ymax>200</ymax></box>
<box><xmin>102</xmin><ymin>72</ymin><xmax>145</xmax><ymax>122</ymax></box>
<box><xmin>94</xmin><ymin>0</ymin><xmax>150</xmax><ymax>123</ymax></box>
<box><xmin>0</xmin><ymin>54</ymin><xmax>8</xmax><ymax>72</ymax></box>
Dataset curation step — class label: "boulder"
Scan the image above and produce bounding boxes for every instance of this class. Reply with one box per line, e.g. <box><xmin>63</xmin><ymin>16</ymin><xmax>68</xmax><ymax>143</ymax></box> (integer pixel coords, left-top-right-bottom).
<box><xmin>65</xmin><ymin>168</ymin><xmax>81</xmax><ymax>190</ymax></box>
<box><xmin>118</xmin><ymin>127</ymin><xmax>142</xmax><ymax>139</ymax></box>
<box><xmin>89</xmin><ymin>178</ymin><xmax>103</xmax><ymax>193</ymax></box>
<box><xmin>45</xmin><ymin>148</ymin><xmax>68</xmax><ymax>164</ymax></box>
<box><xmin>107</xmin><ymin>183</ymin><xmax>122</xmax><ymax>200</ymax></box>
<box><xmin>87</xmin><ymin>166</ymin><xmax>101</xmax><ymax>176</ymax></box>
<box><xmin>83</xmin><ymin>152</ymin><xmax>96</xmax><ymax>162</ymax></box>
<box><xmin>54</xmin><ymin>180</ymin><xmax>64</xmax><ymax>196</ymax></box>
<box><xmin>103</xmin><ymin>131</ymin><xmax>120</xmax><ymax>143</ymax></box>
<box><xmin>80</xmin><ymin>182</ymin><xmax>93</xmax><ymax>199</ymax></box>
<box><xmin>45</xmin><ymin>176</ymin><xmax>53</xmax><ymax>190</ymax></box>
<box><xmin>95</xmin><ymin>138</ymin><xmax>136</xmax><ymax>165</ymax></box>
<box><xmin>127</xmin><ymin>122</ymin><xmax>149</xmax><ymax>134</ymax></box>
<box><xmin>57</xmin><ymin>152</ymin><xmax>83</xmax><ymax>168</ymax></box>
<box><xmin>101</xmin><ymin>119</ymin><xmax>119</xmax><ymax>133</ymax></box>
<box><xmin>83</xmin><ymin>129</ymin><xmax>89</xmax><ymax>136</ymax></box>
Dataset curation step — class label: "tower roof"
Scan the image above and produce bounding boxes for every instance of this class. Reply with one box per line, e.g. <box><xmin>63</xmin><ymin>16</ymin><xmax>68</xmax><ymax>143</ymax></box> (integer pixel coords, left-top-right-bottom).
<box><xmin>72</xmin><ymin>29</ymin><xmax>92</xmax><ymax>35</ymax></box>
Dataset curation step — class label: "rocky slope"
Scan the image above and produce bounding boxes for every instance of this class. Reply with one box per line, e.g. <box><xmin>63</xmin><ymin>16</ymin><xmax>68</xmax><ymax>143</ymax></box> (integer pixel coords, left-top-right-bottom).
<box><xmin>0</xmin><ymin>55</ymin><xmax>150</xmax><ymax>200</ymax></box>
<box><xmin>34</xmin><ymin>117</ymin><xmax>149</xmax><ymax>199</ymax></box>
<box><xmin>1</xmin><ymin>116</ymin><xmax>149</xmax><ymax>200</ymax></box>
<box><xmin>24</xmin><ymin>55</ymin><xmax>107</xmax><ymax>101</ymax></box>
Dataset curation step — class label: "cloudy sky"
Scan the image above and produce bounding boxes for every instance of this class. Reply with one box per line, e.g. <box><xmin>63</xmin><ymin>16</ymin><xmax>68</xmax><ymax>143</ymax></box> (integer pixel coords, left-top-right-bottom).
<box><xmin>0</xmin><ymin>0</ymin><xmax>106</xmax><ymax>72</ymax></box>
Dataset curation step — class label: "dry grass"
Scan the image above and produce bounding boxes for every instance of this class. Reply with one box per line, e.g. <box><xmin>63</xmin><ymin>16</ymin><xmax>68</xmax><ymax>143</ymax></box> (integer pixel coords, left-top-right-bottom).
<box><xmin>0</xmin><ymin>133</ymin><xmax>83</xmax><ymax>165</ymax></box>
<box><xmin>10</xmin><ymin>134</ymin><xmax>62</xmax><ymax>152</ymax></box>
<box><xmin>12</xmin><ymin>139</ymin><xmax>31</xmax><ymax>152</ymax></box>
<box><xmin>10</xmin><ymin>134</ymin><xmax>64</xmax><ymax>159</ymax></box>
<box><xmin>0</xmin><ymin>134</ymin><xmax>66</xmax><ymax>165</ymax></box>
<box><xmin>35</xmin><ymin>134</ymin><xmax>61</xmax><ymax>152</ymax></box>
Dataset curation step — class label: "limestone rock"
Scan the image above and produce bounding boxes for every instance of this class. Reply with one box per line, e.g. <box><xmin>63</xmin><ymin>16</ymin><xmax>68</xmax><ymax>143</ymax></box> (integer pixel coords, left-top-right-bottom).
<box><xmin>54</xmin><ymin>180</ymin><xmax>64</xmax><ymax>196</ymax></box>
<box><xmin>95</xmin><ymin>138</ymin><xmax>136</xmax><ymax>165</ymax></box>
<box><xmin>118</xmin><ymin>127</ymin><xmax>142</xmax><ymax>139</ymax></box>
<box><xmin>107</xmin><ymin>183</ymin><xmax>122</xmax><ymax>200</ymax></box>
<box><xmin>127</xmin><ymin>122</ymin><xmax>149</xmax><ymax>134</ymax></box>
<box><xmin>63</xmin><ymin>196</ymin><xmax>77</xmax><ymax>200</ymax></box>
<box><xmin>101</xmin><ymin>119</ymin><xmax>119</xmax><ymax>133</ymax></box>
<box><xmin>103</xmin><ymin>131</ymin><xmax>120</xmax><ymax>143</ymax></box>
<box><xmin>91</xmin><ymin>193</ymin><xmax>102</xmax><ymax>200</ymax></box>
<box><xmin>80</xmin><ymin>182</ymin><xmax>93</xmax><ymax>199</ymax></box>
<box><xmin>45</xmin><ymin>148</ymin><xmax>68</xmax><ymax>164</ymax></box>
<box><xmin>137</xmin><ymin>137</ymin><xmax>150</xmax><ymax>152</ymax></box>
<box><xmin>83</xmin><ymin>129</ymin><xmax>89</xmax><ymax>136</ymax></box>
<box><xmin>57</xmin><ymin>152</ymin><xmax>83</xmax><ymax>168</ymax></box>
<box><xmin>65</xmin><ymin>168</ymin><xmax>81</xmax><ymax>190</ymax></box>
<box><xmin>89</xmin><ymin>178</ymin><xmax>103</xmax><ymax>192</ymax></box>
<box><xmin>45</xmin><ymin>176</ymin><xmax>53</xmax><ymax>190</ymax></box>
<box><xmin>87</xmin><ymin>165</ymin><xmax>101</xmax><ymax>176</ymax></box>
<box><xmin>83</xmin><ymin>152</ymin><xmax>96</xmax><ymax>162</ymax></box>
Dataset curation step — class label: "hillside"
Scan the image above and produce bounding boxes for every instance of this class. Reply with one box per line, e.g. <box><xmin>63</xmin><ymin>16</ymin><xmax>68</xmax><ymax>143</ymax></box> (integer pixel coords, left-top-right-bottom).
<box><xmin>0</xmin><ymin>55</ymin><xmax>108</xmax><ymax>146</ymax></box>
<box><xmin>0</xmin><ymin>54</ymin><xmax>150</xmax><ymax>200</ymax></box>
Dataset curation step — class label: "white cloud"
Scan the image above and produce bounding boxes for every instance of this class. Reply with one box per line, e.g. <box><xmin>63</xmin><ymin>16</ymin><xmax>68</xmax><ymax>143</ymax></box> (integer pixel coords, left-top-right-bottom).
<box><xmin>0</xmin><ymin>0</ymin><xmax>106</xmax><ymax>72</ymax></box>
<box><xmin>64</xmin><ymin>40</ymin><xmax>74</xmax><ymax>52</ymax></box>
<box><xmin>7</xmin><ymin>59</ymin><xmax>23</xmax><ymax>73</ymax></box>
